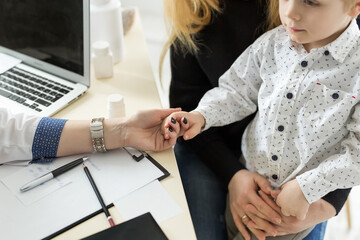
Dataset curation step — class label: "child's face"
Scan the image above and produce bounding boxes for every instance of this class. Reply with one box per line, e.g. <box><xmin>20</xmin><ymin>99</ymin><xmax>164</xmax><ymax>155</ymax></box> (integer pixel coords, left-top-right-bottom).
<box><xmin>279</xmin><ymin>0</ymin><xmax>356</xmax><ymax>52</ymax></box>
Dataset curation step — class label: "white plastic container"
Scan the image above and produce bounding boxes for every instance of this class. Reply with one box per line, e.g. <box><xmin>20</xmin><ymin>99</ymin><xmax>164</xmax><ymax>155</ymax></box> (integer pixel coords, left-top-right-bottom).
<box><xmin>107</xmin><ymin>94</ymin><xmax>125</xmax><ymax>118</ymax></box>
<box><xmin>90</xmin><ymin>0</ymin><xmax>124</xmax><ymax>63</ymax></box>
<box><xmin>92</xmin><ymin>41</ymin><xmax>113</xmax><ymax>79</ymax></box>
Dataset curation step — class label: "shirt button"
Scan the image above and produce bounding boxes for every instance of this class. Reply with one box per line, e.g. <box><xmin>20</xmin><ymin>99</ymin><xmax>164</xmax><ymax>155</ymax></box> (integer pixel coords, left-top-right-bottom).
<box><xmin>332</xmin><ymin>93</ymin><xmax>339</xmax><ymax>99</ymax></box>
<box><xmin>272</xmin><ymin>174</ymin><xmax>278</xmax><ymax>180</ymax></box>
<box><xmin>278</xmin><ymin>125</ymin><xmax>285</xmax><ymax>132</ymax></box>
<box><xmin>272</xmin><ymin>155</ymin><xmax>278</xmax><ymax>161</ymax></box>
<box><xmin>286</xmin><ymin>93</ymin><xmax>293</xmax><ymax>99</ymax></box>
<box><xmin>301</xmin><ymin>61</ymin><xmax>308</xmax><ymax>67</ymax></box>
<box><xmin>324</xmin><ymin>50</ymin><xmax>330</xmax><ymax>56</ymax></box>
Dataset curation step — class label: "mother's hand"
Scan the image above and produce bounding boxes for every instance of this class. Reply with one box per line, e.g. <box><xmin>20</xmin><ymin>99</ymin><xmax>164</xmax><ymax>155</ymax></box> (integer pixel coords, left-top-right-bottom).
<box><xmin>228</xmin><ymin>170</ymin><xmax>282</xmax><ymax>240</ymax></box>
<box><xmin>252</xmin><ymin>190</ymin><xmax>336</xmax><ymax>237</ymax></box>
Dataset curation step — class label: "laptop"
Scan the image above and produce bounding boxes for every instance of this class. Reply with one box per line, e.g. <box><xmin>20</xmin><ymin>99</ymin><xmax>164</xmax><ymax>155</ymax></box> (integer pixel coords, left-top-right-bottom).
<box><xmin>0</xmin><ymin>0</ymin><xmax>90</xmax><ymax>116</ymax></box>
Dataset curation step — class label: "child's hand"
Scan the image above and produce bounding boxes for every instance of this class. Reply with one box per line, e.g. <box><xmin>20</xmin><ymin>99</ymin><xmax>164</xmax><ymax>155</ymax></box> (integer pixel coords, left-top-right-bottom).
<box><xmin>271</xmin><ymin>179</ymin><xmax>309</xmax><ymax>220</ymax></box>
<box><xmin>163</xmin><ymin>111</ymin><xmax>205</xmax><ymax>140</ymax></box>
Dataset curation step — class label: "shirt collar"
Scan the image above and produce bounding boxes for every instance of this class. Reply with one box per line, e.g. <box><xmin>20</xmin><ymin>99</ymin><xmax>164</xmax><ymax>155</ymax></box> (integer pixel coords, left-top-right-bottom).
<box><xmin>273</xmin><ymin>26</ymin><xmax>305</xmax><ymax>54</ymax></box>
<box><xmin>274</xmin><ymin>19</ymin><xmax>360</xmax><ymax>62</ymax></box>
<box><xmin>326</xmin><ymin>19</ymin><xmax>360</xmax><ymax>63</ymax></box>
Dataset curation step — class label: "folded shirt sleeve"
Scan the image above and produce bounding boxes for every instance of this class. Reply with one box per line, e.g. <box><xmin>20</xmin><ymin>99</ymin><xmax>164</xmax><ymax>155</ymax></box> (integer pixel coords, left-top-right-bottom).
<box><xmin>0</xmin><ymin>108</ymin><xmax>67</xmax><ymax>163</ymax></box>
<box><xmin>31</xmin><ymin>117</ymin><xmax>67</xmax><ymax>163</ymax></box>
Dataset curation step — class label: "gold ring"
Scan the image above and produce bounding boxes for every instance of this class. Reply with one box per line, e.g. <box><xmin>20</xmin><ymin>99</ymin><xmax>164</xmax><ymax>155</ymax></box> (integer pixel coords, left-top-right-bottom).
<box><xmin>241</xmin><ymin>214</ymin><xmax>248</xmax><ymax>220</ymax></box>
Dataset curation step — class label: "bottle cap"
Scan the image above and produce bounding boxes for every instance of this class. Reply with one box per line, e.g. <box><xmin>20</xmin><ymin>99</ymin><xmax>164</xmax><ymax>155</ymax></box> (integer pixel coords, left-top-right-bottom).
<box><xmin>107</xmin><ymin>94</ymin><xmax>124</xmax><ymax>109</ymax></box>
<box><xmin>92</xmin><ymin>41</ymin><xmax>110</xmax><ymax>56</ymax></box>
<box><xmin>107</xmin><ymin>94</ymin><xmax>125</xmax><ymax>118</ymax></box>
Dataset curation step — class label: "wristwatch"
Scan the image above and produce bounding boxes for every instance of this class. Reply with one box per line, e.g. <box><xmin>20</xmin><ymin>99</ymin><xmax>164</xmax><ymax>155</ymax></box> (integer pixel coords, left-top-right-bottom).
<box><xmin>90</xmin><ymin>117</ymin><xmax>107</xmax><ymax>153</ymax></box>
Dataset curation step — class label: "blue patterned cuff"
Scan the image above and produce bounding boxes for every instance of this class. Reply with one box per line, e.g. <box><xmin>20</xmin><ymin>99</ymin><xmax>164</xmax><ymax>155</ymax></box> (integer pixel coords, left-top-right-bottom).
<box><xmin>31</xmin><ymin>117</ymin><xmax>67</xmax><ymax>163</ymax></box>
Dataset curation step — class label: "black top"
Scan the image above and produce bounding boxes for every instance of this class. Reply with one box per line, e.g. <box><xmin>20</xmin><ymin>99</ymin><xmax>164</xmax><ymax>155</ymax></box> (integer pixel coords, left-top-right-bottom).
<box><xmin>170</xmin><ymin>0</ymin><xmax>357</xmax><ymax>214</ymax></box>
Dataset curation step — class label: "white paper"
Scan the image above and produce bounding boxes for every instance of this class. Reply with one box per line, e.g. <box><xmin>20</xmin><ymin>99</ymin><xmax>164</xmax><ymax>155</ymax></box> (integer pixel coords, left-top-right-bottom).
<box><xmin>1</xmin><ymin>163</ymin><xmax>71</xmax><ymax>205</ymax></box>
<box><xmin>0</xmin><ymin>148</ymin><xmax>164</xmax><ymax>240</ymax></box>
<box><xmin>114</xmin><ymin>180</ymin><xmax>182</xmax><ymax>223</ymax></box>
<box><xmin>0</xmin><ymin>53</ymin><xmax>21</xmax><ymax>73</ymax></box>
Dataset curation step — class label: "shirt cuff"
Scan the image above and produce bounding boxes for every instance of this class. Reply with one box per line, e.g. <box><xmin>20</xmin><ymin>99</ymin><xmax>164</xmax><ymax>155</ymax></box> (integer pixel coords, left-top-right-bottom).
<box><xmin>192</xmin><ymin>108</ymin><xmax>213</xmax><ymax>131</ymax></box>
<box><xmin>31</xmin><ymin>117</ymin><xmax>67</xmax><ymax>163</ymax></box>
<box><xmin>296</xmin><ymin>169</ymin><xmax>333</xmax><ymax>204</ymax></box>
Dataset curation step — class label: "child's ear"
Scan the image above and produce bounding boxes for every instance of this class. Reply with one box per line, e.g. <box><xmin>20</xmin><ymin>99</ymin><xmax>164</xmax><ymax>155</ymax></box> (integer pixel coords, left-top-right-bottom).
<box><xmin>348</xmin><ymin>2</ymin><xmax>360</xmax><ymax>18</ymax></box>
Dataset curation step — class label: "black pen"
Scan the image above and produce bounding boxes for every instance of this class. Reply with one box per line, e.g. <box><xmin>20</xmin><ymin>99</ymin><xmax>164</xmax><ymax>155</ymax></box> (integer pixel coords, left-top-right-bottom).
<box><xmin>83</xmin><ymin>163</ymin><xmax>116</xmax><ymax>227</ymax></box>
<box><xmin>20</xmin><ymin>156</ymin><xmax>88</xmax><ymax>192</ymax></box>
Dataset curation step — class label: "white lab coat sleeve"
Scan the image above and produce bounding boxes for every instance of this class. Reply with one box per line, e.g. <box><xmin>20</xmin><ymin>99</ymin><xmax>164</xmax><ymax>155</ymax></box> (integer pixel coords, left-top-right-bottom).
<box><xmin>0</xmin><ymin>107</ymin><xmax>42</xmax><ymax>163</ymax></box>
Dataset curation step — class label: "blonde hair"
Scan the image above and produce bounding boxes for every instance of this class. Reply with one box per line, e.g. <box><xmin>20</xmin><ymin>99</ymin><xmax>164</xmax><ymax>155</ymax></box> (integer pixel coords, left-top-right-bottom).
<box><xmin>159</xmin><ymin>0</ymin><xmax>220</xmax><ymax>81</ymax></box>
<box><xmin>159</xmin><ymin>0</ymin><xmax>282</xmax><ymax>80</ymax></box>
<box><xmin>163</xmin><ymin>0</ymin><xmax>221</xmax><ymax>53</ymax></box>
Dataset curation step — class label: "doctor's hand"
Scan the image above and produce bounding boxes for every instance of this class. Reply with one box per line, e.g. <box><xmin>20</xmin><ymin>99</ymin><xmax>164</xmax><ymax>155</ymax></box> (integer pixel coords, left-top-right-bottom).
<box><xmin>120</xmin><ymin>108</ymin><xmax>182</xmax><ymax>151</ymax></box>
<box><xmin>57</xmin><ymin>108</ymin><xmax>181</xmax><ymax>157</ymax></box>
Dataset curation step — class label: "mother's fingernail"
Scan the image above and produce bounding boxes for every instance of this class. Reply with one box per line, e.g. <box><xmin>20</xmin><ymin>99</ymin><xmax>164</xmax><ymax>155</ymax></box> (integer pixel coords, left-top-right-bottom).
<box><xmin>168</xmin><ymin>127</ymin><xmax>173</xmax><ymax>132</ymax></box>
<box><xmin>171</xmin><ymin>117</ymin><xmax>176</xmax><ymax>124</ymax></box>
<box><xmin>183</xmin><ymin>117</ymin><xmax>188</xmax><ymax>124</ymax></box>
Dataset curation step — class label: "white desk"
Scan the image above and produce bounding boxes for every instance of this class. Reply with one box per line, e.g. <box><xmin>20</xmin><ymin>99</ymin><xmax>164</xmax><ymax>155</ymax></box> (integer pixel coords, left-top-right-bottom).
<box><xmin>52</xmin><ymin>11</ymin><xmax>196</xmax><ymax>240</ymax></box>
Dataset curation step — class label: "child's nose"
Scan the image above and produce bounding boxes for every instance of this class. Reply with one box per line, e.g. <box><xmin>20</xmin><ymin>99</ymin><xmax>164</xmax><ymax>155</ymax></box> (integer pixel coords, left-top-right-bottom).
<box><xmin>285</xmin><ymin>0</ymin><xmax>301</xmax><ymax>21</ymax></box>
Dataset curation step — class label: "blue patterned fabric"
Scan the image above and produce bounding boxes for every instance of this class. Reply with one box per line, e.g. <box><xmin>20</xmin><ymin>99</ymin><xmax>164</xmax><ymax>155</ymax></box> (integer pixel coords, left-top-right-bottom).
<box><xmin>31</xmin><ymin>117</ymin><xmax>67</xmax><ymax>163</ymax></box>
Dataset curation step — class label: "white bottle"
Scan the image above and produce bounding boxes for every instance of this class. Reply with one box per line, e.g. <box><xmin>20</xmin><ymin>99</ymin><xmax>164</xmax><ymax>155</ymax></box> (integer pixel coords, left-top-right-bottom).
<box><xmin>107</xmin><ymin>94</ymin><xmax>125</xmax><ymax>118</ymax></box>
<box><xmin>92</xmin><ymin>41</ymin><xmax>113</xmax><ymax>79</ymax></box>
<box><xmin>90</xmin><ymin>0</ymin><xmax>124</xmax><ymax>63</ymax></box>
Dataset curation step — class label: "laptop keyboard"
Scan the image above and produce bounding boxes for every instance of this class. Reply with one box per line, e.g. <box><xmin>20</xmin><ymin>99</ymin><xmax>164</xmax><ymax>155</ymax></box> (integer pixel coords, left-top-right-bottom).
<box><xmin>0</xmin><ymin>67</ymin><xmax>73</xmax><ymax>112</ymax></box>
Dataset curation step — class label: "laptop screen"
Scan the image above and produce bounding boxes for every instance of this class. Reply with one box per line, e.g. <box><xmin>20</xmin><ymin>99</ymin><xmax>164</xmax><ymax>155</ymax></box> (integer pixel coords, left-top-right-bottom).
<box><xmin>0</xmin><ymin>0</ymin><xmax>84</xmax><ymax>76</ymax></box>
